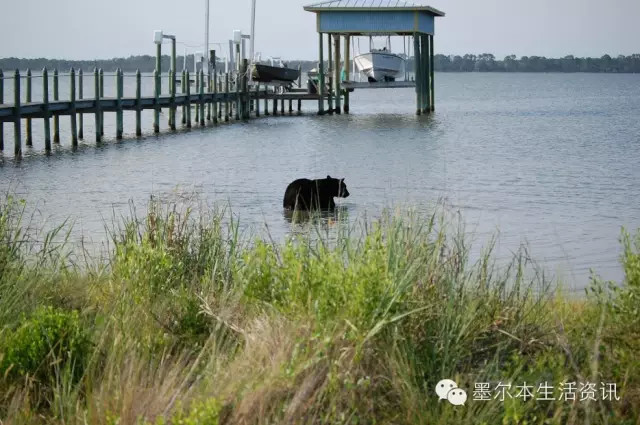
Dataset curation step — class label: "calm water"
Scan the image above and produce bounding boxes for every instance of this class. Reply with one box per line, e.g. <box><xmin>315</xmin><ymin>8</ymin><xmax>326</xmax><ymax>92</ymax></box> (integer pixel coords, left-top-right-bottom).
<box><xmin>1</xmin><ymin>72</ymin><xmax>639</xmax><ymax>290</ymax></box>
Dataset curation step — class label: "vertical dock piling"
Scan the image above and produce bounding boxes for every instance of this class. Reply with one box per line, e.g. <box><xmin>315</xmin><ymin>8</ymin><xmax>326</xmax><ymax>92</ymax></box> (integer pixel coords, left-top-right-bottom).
<box><xmin>213</xmin><ymin>70</ymin><xmax>218</xmax><ymax>125</ymax></box>
<box><xmin>70</xmin><ymin>68</ymin><xmax>78</xmax><ymax>147</ymax></box>
<box><xmin>195</xmin><ymin>72</ymin><xmax>200</xmax><ymax>123</ymax></box>
<box><xmin>199</xmin><ymin>70</ymin><xmax>205</xmax><ymax>126</ymax></box>
<box><xmin>43</xmin><ymin>68</ymin><xmax>51</xmax><ymax>150</ymax></box>
<box><xmin>264</xmin><ymin>85</ymin><xmax>269</xmax><ymax>116</ymax></box>
<box><xmin>327</xmin><ymin>34</ymin><xmax>333</xmax><ymax>114</ymax></box>
<box><xmin>255</xmin><ymin>84</ymin><xmax>260</xmax><ymax>117</ymax></box>
<box><xmin>153</xmin><ymin>69</ymin><xmax>160</xmax><ymax>133</ymax></box>
<box><xmin>26</xmin><ymin>69</ymin><xmax>32</xmax><ymax>146</ymax></box>
<box><xmin>181</xmin><ymin>70</ymin><xmax>186</xmax><ymax>125</ymax></box>
<box><xmin>0</xmin><ymin>70</ymin><xmax>4</xmax><ymax>151</ymax></box>
<box><xmin>185</xmin><ymin>70</ymin><xmax>192</xmax><ymax>128</ymax></box>
<box><xmin>429</xmin><ymin>34</ymin><xmax>435</xmax><ymax>111</ymax></box>
<box><xmin>136</xmin><ymin>70</ymin><xmax>142</xmax><ymax>136</ymax></box>
<box><xmin>343</xmin><ymin>36</ymin><xmax>350</xmax><ymax>114</ymax></box>
<box><xmin>333</xmin><ymin>35</ymin><xmax>341</xmax><ymax>114</ymax></box>
<box><xmin>13</xmin><ymin>70</ymin><xmax>21</xmax><ymax>157</ymax></box>
<box><xmin>413</xmin><ymin>35</ymin><xmax>422</xmax><ymax>115</ymax></box>
<box><xmin>78</xmin><ymin>69</ymin><xmax>84</xmax><ymax>139</ymax></box>
<box><xmin>318</xmin><ymin>33</ymin><xmax>325</xmax><ymax>115</ymax></box>
<box><xmin>99</xmin><ymin>69</ymin><xmax>104</xmax><ymax>136</ymax></box>
<box><xmin>224</xmin><ymin>73</ymin><xmax>230</xmax><ymax>122</ymax></box>
<box><xmin>94</xmin><ymin>68</ymin><xmax>101</xmax><ymax>142</ymax></box>
<box><xmin>53</xmin><ymin>69</ymin><xmax>60</xmax><ymax>143</ymax></box>
<box><xmin>169</xmin><ymin>70</ymin><xmax>176</xmax><ymax>130</ymax></box>
<box><xmin>116</xmin><ymin>69</ymin><xmax>123</xmax><ymax>139</ymax></box>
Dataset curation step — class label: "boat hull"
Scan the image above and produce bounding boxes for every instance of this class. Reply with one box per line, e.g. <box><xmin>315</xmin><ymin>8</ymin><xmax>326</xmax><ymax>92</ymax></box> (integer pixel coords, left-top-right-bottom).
<box><xmin>354</xmin><ymin>52</ymin><xmax>404</xmax><ymax>82</ymax></box>
<box><xmin>252</xmin><ymin>64</ymin><xmax>300</xmax><ymax>83</ymax></box>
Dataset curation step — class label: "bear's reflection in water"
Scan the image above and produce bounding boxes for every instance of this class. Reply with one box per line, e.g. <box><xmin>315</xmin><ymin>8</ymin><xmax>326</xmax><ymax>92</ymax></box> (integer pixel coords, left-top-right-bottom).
<box><xmin>283</xmin><ymin>205</ymin><xmax>350</xmax><ymax>230</ymax></box>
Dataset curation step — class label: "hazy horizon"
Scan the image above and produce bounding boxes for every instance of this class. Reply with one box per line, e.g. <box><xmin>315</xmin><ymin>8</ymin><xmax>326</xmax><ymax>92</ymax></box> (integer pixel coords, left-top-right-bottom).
<box><xmin>1</xmin><ymin>0</ymin><xmax>639</xmax><ymax>61</ymax></box>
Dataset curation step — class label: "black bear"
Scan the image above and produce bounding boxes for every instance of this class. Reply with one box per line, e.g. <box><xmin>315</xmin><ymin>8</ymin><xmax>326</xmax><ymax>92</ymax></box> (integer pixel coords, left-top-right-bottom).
<box><xmin>283</xmin><ymin>176</ymin><xmax>350</xmax><ymax>210</ymax></box>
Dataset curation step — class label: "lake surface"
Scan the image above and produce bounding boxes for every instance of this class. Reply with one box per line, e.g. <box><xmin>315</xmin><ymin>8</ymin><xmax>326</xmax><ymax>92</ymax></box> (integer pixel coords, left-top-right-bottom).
<box><xmin>1</xmin><ymin>72</ymin><xmax>639</xmax><ymax>291</ymax></box>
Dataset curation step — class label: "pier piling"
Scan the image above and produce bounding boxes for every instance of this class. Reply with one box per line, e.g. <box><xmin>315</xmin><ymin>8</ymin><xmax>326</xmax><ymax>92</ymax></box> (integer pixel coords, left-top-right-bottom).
<box><xmin>414</xmin><ymin>35</ymin><xmax>422</xmax><ymax>115</ymax></box>
<box><xmin>224</xmin><ymin>73</ymin><xmax>229</xmax><ymax>122</ymax></box>
<box><xmin>70</xmin><ymin>68</ymin><xmax>77</xmax><ymax>147</ymax></box>
<box><xmin>429</xmin><ymin>35</ymin><xmax>435</xmax><ymax>111</ymax></box>
<box><xmin>13</xmin><ymin>70</ymin><xmax>21</xmax><ymax>157</ymax></box>
<box><xmin>136</xmin><ymin>70</ymin><xmax>142</xmax><ymax>136</ymax></box>
<box><xmin>327</xmin><ymin>34</ymin><xmax>333</xmax><ymax>114</ymax></box>
<box><xmin>153</xmin><ymin>69</ymin><xmax>160</xmax><ymax>133</ymax></box>
<box><xmin>94</xmin><ymin>68</ymin><xmax>101</xmax><ymax>142</ymax></box>
<box><xmin>26</xmin><ymin>69</ymin><xmax>32</xmax><ymax>146</ymax></box>
<box><xmin>317</xmin><ymin>33</ymin><xmax>325</xmax><ymax>115</ymax></box>
<box><xmin>185</xmin><ymin>70</ymin><xmax>191</xmax><ymax>128</ymax></box>
<box><xmin>116</xmin><ymin>69</ymin><xmax>123</xmax><ymax>139</ymax></box>
<box><xmin>181</xmin><ymin>70</ymin><xmax>186</xmax><ymax>125</ymax></box>
<box><xmin>78</xmin><ymin>69</ymin><xmax>83</xmax><ymax>139</ymax></box>
<box><xmin>169</xmin><ymin>69</ymin><xmax>176</xmax><ymax>130</ymax></box>
<box><xmin>343</xmin><ymin>35</ymin><xmax>350</xmax><ymax>114</ymax></box>
<box><xmin>199</xmin><ymin>70</ymin><xmax>205</xmax><ymax>126</ymax></box>
<box><xmin>99</xmin><ymin>69</ymin><xmax>104</xmax><ymax>136</ymax></box>
<box><xmin>53</xmin><ymin>69</ymin><xmax>60</xmax><ymax>143</ymax></box>
<box><xmin>333</xmin><ymin>35</ymin><xmax>341</xmax><ymax>114</ymax></box>
<box><xmin>0</xmin><ymin>70</ymin><xmax>4</xmax><ymax>151</ymax></box>
<box><xmin>43</xmin><ymin>68</ymin><xmax>51</xmax><ymax>150</ymax></box>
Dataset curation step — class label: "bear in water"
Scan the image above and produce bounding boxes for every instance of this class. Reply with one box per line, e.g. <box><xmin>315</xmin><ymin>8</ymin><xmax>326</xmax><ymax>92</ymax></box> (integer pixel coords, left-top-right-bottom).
<box><xmin>283</xmin><ymin>176</ymin><xmax>350</xmax><ymax>210</ymax></box>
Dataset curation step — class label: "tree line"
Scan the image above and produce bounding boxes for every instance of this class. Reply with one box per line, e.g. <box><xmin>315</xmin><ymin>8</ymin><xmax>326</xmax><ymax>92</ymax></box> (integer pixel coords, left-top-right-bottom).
<box><xmin>1</xmin><ymin>54</ymin><xmax>640</xmax><ymax>73</ymax></box>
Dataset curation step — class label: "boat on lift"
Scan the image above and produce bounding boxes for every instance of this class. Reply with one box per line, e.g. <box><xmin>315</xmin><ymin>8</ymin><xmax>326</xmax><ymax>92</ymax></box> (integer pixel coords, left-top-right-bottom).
<box><xmin>354</xmin><ymin>36</ymin><xmax>404</xmax><ymax>83</ymax></box>
<box><xmin>252</xmin><ymin>56</ymin><xmax>300</xmax><ymax>83</ymax></box>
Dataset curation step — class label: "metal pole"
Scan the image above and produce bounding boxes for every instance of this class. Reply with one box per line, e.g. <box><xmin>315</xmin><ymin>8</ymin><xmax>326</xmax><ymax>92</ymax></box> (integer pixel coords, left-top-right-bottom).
<box><xmin>43</xmin><ymin>68</ymin><xmax>51</xmax><ymax>150</ymax></box>
<box><xmin>53</xmin><ymin>69</ymin><xmax>60</xmax><ymax>143</ymax></box>
<box><xmin>70</xmin><ymin>68</ymin><xmax>77</xmax><ymax>146</ymax></box>
<box><xmin>13</xmin><ymin>70</ymin><xmax>21</xmax><ymax>157</ymax></box>
<box><xmin>205</xmin><ymin>0</ymin><xmax>210</xmax><ymax>77</ymax></box>
<box><xmin>78</xmin><ymin>69</ymin><xmax>84</xmax><ymax>139</ymax></box>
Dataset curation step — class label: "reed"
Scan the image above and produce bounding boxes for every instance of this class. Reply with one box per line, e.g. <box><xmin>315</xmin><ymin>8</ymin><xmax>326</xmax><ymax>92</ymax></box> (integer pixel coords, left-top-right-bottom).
<box><xmin>0</xmin><ymin>195</ymin><xmax>638</xmax><ymax>424</ymax></box>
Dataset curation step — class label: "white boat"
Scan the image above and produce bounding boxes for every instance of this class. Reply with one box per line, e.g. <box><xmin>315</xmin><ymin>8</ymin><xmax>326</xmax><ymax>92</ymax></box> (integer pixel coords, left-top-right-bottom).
<box><xmin>354</xmin><ymin>37</ymin><xmax>404</xmax><ymax>83</ymax></box>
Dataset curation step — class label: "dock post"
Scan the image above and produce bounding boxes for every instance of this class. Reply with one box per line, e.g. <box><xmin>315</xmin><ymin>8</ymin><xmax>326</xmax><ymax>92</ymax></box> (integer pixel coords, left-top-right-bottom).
<box><xmin>289</xmin><ymin>98</ymin><xmax>293</xmax><ymax>115</ymax></box>
<box><xmin>209</xmin><ymin>50</ymin><xmax>216</xmax><ymax>122</ymax></box>
<box><xmin>26</xmin><ymin>69</ymin><xmax>32</xmax><ymax>146</ymax></box>
<box><xmin>255</xmin><ymin>84</ymin><xmax>260</xmax><ymax>117</ymax></box>
<box><xmin>264</xmin><ymin>86</ymin><xmax>269</xmax><ymax>116</ymax></box>
<box><xmin>169</xmin><ymin>69</ymin><xmax>176</xmax><ymax>130</ymax></box>
<box><xmin>53</xmin><ymin>69</ymin><xmax>60</xmax><ymax>143</ymax></box>
<box><xmin>94</xmin><ymin>68</ymin><xmax>102</xmax><ymax>142</ymax></box>
<box><xmin>317</xmin><ymin>33</ymin><xmax>325</xmax><ymax>115</ymax></box>
<box><xmin>242</xmin><ymin>59</ymin><xmax>249</xmax><ymax>120</ymax></box>
<box><xmin>181</xmin><ymin>69</ymin><xmax>186</xmax><ymax>125</ymax></box>
<box><xmin>43</xmin><ymin>69</ymin><xmax>51</xmax><ymax>150</ymax></box>
<box><xmin>333</xmin><ymin>35</ymin><xmax>341</xmax><ymax>115</ymax></box>
<box><xmin>218</xmin><ymin>76</ymin><xmax>223</xmax><ymax>120</ymax></box>
<box><xmin>153</xmin><ymin>69</ymin><xmax>160</xmax><ymax>133</ymax></box>
<box><xmin>327</xmin><ymin>34</ymin><xmax>333</xmax><ymax>114</ymax></box>
<box><xmin>156</xmin><ymin>42</ymin><xmax>162</xmax><ymax>96</ymax></box>
<box><xmin>423</xmin><ymin>35</ymin><xmax>431</xmax><ymax>114</ymax></box>
<box><xmin>171</xmin><ymin>38</ymin><xmax>177</xmax><ymax>128</ymax></box>
<box><xmin>297</xmin><ymin>98</ymin><xmax>302</xmax><ymax>115</ymax></box>
<box><xmin>234</xmin><ymin>71</ymin><xmax>240</xmax><ymax>121</ymax></box>
<box><xmin>213</xmin><ymin>71</ymin><xmax>219</xmax><ymax>124</ymax></box>
<box><xmin>413</xmin><ymin>35</ymin><xmax>422</xmax><ymax>116</ymax></box>
<box><xmin>13</xmin><ymin>70</ymin><xmax>21</xmax><ymax>157</ymax></box>
<box><xmin>280</xmin><ymin>97</ymin><xmax>285</xmax><ymax>115</ymax></box>
<box><xmin>430</xmin><ymin>34</ymin><xmax>435</xmax><ymax>111</ymax></box>
<box><xmin>78</xmin><ymin>69</ymin><xmax>84</xmax><ymax>140</ymax></box>
<box><xmin>195</xmin><ymin>71</ymin><xmax>200</xmax><ymax>123</ymax></box>
<box><xmin>99</xmin><ymin>69</ymin><xmax>104</xmax><ymax>136</ymax></box>
<box><xmin>70</xmin><ymin>68</ymin><xmax>78</xmax><ymax>147</ymax></box>
<box><xmin>273</xmin><ymin>90</ymin><xmax>277</xmax><ymax>115</ymax></box>
<box><xmin>135</xmin><ymin>70</ymin><xmax>142</xmax><ymax>136</ymax></box>
<box><xmin>199</xmin><ymin>70</ymin><xmax>205</xmax><ymax>126</ymax></box>
<box><xmin>0</xmin><ymin>70</ymin><xmax>4</xmax><ymax>151</ymax></box>
<box><xmin>116</xmin><ymin>68</ymin><xmax>123</xmax><ymax>139</ymax></box>
<box><xmin>186</xmin><ymin>70</ymin><xmax>191</xmax><ymax>128</ymax></box>
<box><xmin>224</xmin><ymin>73</ymin><xmax>230</xmax><ymax>122</ymax></box>
<box><xmin>343</xmin><ymin>35</ymin><xmax>350</xmax><ymax>114</ymax></box>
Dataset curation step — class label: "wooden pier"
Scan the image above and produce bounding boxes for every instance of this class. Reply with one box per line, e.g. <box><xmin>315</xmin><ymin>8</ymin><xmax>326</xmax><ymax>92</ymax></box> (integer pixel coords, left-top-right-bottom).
<box><xmin>0</xmin><ymin>65</ymin><xmax>323</xmax><ymax>157</ymax></box>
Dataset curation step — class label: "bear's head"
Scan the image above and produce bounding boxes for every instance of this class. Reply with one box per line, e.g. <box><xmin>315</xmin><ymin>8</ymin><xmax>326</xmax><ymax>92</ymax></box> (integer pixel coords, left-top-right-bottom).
<box><xmin>327</xmin><ymin>175</ymin><xmax>350</xmax><ymax>199</ymax></box>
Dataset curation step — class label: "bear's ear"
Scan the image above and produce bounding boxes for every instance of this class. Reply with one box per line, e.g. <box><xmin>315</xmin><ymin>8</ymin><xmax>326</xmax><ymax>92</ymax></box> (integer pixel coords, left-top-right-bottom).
<box><xmin>327</xmin><ymin>175</ymin><xmax>332</xmax><ymax>179</ymax></box>
<box><xmin>341</xmin><ymin>178</ymin><xmax>345</xmax><ymax>182</ymax></box>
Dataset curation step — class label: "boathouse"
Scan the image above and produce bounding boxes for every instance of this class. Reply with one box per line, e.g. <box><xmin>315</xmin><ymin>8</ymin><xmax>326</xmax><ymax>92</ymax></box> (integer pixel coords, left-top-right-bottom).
<box><xmin>304</xmin><ymin>0</ymin><xmax>445</xmax><ymax>115</ymax></box>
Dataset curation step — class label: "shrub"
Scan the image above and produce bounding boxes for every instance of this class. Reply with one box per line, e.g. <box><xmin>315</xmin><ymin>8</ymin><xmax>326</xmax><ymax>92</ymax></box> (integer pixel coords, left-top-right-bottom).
<box><xmin>0</xmin><ymin>306</ymin><xmax>91</xmax><ymax>383</ymax></box>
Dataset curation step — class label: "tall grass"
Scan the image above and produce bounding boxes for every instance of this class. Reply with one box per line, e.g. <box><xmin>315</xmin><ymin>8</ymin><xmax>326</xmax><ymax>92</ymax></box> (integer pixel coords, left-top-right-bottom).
<box><xmin>0</xmin><ymin>195</ymin><xmax>638</xmax><ymax>424</ymax></box>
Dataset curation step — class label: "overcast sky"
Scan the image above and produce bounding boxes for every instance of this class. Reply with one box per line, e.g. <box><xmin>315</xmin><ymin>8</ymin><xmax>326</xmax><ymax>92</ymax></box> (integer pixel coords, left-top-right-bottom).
<box><xmin>1</xmin><ymin>0</ymin><xmax>638</xmax><ymax>60</ymax></box>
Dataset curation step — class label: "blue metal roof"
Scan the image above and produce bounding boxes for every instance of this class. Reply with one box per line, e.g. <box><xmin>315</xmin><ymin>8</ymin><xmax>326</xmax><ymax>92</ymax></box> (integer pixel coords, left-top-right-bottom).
<box><xmin>304</xmin><ymin>0</ymin><xmax>445</xmax><ymax>16</ymax></box>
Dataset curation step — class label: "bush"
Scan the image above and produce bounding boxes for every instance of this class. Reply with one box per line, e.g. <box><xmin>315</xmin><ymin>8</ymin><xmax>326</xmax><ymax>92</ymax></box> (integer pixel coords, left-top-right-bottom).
<box><xmin>0</xmin><ymin>306</ymin><xmax>91</xmax><ymax>383</ymax></box>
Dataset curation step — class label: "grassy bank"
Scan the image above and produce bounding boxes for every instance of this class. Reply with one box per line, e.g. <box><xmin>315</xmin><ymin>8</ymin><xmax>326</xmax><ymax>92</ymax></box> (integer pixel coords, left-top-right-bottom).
<box><xmin>0</xmin><ymin>195</ymin><xmax>639</xmax><ymax>424</ymax></box>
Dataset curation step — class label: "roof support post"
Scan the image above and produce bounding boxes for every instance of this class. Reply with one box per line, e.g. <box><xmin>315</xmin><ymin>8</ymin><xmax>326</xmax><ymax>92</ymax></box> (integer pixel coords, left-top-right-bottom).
<box><xmin>413</xmin><ymin>34</ymin><xmax>422</xmax><ymax>116</ymax></box>
<box><xmin>318</xmin><ymin>32</ymin><xmax>325</xmax><ymax>115</ymax></box>
<box><xmin>333</xmin><ymin>34</ymin><xmax>341</xmax><ymax>114</ymax></box>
